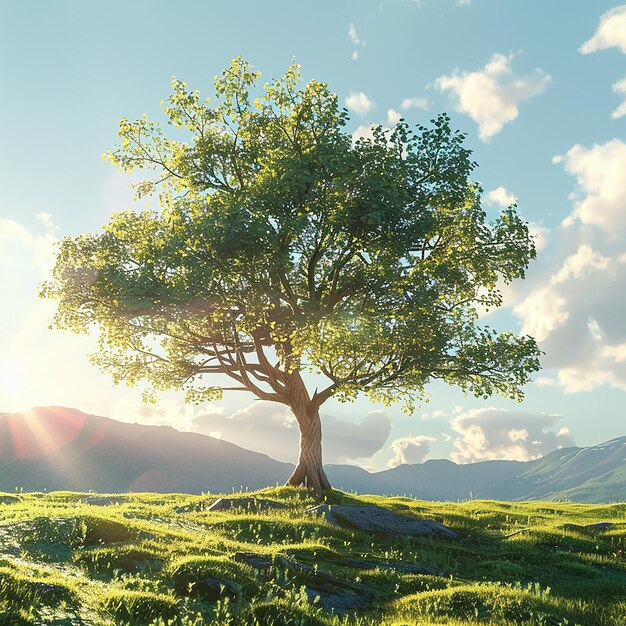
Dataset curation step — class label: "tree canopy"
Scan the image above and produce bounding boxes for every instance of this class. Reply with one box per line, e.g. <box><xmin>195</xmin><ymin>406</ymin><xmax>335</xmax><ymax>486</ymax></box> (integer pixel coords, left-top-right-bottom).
<box><xmin>42</xmin><ymin>58</ymin><xmax>542</xmax><ymax>492</ymax></box>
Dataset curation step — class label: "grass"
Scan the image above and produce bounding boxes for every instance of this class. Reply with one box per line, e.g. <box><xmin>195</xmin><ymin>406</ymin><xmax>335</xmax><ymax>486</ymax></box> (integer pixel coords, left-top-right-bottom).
<box><xmin>0</xmin><ymin>488</ymin><xmax>623</xmax><ymax>625</ymax></box>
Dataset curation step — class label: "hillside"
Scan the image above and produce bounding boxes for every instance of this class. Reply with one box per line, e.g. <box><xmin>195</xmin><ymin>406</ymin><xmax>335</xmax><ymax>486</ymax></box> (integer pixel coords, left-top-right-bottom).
<box><xmin>0</xmin><ymin>489</ymin><xmax>624</xmax><ymax>625</ymax></box>
<box><xmin>0</xmin><ymin>407</ymin><xmax>292</xmax><ymax>493</ymax></box>
<box><xmin>1</xmin><ymin>407</ymin><xmax>624</xmax><ymax>502</ymax></box>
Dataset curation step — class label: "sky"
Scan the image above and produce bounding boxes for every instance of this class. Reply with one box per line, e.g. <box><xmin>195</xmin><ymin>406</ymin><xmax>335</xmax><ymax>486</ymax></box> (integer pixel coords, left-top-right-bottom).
<box><xmin>1</xmin><ymin>0</ymin><xmax>626</xmax><ymax>471</ymax></box>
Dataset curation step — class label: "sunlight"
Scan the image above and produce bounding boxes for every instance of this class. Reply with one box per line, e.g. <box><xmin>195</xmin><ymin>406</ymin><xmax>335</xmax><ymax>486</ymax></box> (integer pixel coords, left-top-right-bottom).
<box><xmin>0</xmin><ymin>359</ymin><xmax>25</xmax><ymax>394</ymax></box>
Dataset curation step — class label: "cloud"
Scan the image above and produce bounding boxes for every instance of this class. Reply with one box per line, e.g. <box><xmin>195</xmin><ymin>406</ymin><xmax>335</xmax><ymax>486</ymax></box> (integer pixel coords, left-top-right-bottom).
<box><xmin>192</xmin><ymin>402</ymin><xmax>391</xmax><ymax>465</ymax></box>
<box><xmin>352</xmin><ymin>123</ymin><xmax>384</xmax><ymax>144</ymax></box>
<box><xmin>514</xmin><ymin>244</ymin><xmax>626</xmax><ymax>392</ymax></box>
<box><xmin>388</xmin><ymin>435</ymin><xmax>435</xmax><ymax>467</ymax></box>
<box><xmin>612</xmin><ymin>77</ymin><xmax>626</xmax><ymax>119</ymax></box>
<box><xmin>580</xmin><ymin>5</ymin><xmax>626</xmax><ymax>55</ymax></box>
<box><xmin>348</xmin><ymin>22</ymin><xmax>360</xmax><ymax>45</ymax></box>
<box><xmin>0</xmin><ymin>216</ymin><xmax>58</xmax><ymax>276</ymax></box>
<box><xmin>435</xmin><ymin>53</ymin><xmax>551</xmax><ymax>141</ymax></box>
<box><xmin>345</xmin><ymin>92</ymin><xmax>375</xmax><ymax>117</ymax></box>
<box><xmin>450</xmin><ymin>407</ymin><xmax>574</xmax><ymax>463</ymax></box>
<box><xmin>351</xmin><ymin>51</ymin><xmax>359</xmax><ymax>61</ymax></box>
<box><xmin>386</xmin><ymin>108</ymin><xmax>402</xmax><ymax>125</ymax></box>
<box><xmin>0</xmin><ymin>218</ymin><xmax>33</xmax><ymax>246</ymax></box>
<box><xmin>486</xmin><ymin>186</ymin><xmax>517</xmax><ymax>207</ymax></box>
<box><xmin>528</xmin><ymin>223</ymin><xmax>549</xmax><ymax>253</ymax></box>
<box><xmin>401</xmin><ymin>97</ymin><xmax>430</xmax><ymax>110</ymax></box>
<box><xmin>110</xmin><ymin>394</ymin><xmax>215</xmax><ymax>431</ymax></box>
<box><xmin>421</xmin><ymin>409</ymin><xmax>446</xmax><ymax>421</ymax></box>
<box><xmin>554</xmin><ymin>139</ymin><xmax>626</xmax><ymax>231</ymax></box>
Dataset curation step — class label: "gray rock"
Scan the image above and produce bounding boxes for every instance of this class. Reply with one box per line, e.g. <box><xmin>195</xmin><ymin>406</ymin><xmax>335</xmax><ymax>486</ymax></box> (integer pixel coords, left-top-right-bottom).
<box><xmin>306</xmin><ymin>504</ymin><xmax>458</xmax><ymax>539</ymax></box>
<box><xmin>193</xmin><ymin>577</ymin><xmax>239</xmax><ymax>601</ymax></box>
<box><xmin>233</xmin><ymin>552</ymin><xmax>274</xmax><ymax>569</ymax></box>
<box><xmin>206</xmin><ymin>497</ymin><xmax>287</xmax><ymax>512</ymax></box>
<box><xmin>305</xmin><ymin>588</ymin><xmax>368</xmax><ymax>615</ymax></box>
<box><xmin>563</xmin><ymin>521</ymin><xmax>615</xmax><ymax>534</ymax></box>
<box><xmin>84</xmin><ymin>496</ymin><xmax>127</xmax><ymax>506</ymax></box>
<box><xmin>174</xmin><ymin>500</ymin><xmax>208</xmax><ymax>513</ymax></box>
<box><xmin>340</xmin><ymin>557</ymin><xmax>445</xmax><ymax>576</ymax></box>
<box><xmin>583</xmin><ymin>522</ymin><xmax>614</xmax><ymax>533</ymax></box>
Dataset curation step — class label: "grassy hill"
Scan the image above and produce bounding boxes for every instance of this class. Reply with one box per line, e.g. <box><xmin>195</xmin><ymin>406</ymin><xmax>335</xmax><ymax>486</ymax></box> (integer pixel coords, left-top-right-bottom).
<box><xmin>0</xmin><ymin>490</ymin><xmax>624</xmax><ymax>625</ymax></box>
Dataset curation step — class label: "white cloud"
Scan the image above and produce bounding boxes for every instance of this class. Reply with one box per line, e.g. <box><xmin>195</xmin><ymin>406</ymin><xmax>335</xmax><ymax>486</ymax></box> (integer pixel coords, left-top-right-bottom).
<box><xmin>401</xmin><ymin>97</ymin><xmax>430</xmax><ymax>110</ymax></box>
<box><xmin>193</xmin><ymin>403</ymin><xmax>391</xmax><ymax>465</ymax></box>
<box><xmin>528</xmin><ymin>223</ymin><xmax>549</xmax><ymax>253</ymax></box>
<box><xmin>486</xmin><ymin>185</ymin><xmax>517</xmax><ymax>207</ymax></box>
<box><xmin>435</xmin><ymin>53</ymin><xmax>551</xmax><ymax>141</ymax></box>
<box><xmin>352</xmin><ymin>124</ymin><xmax>377</xmax><ymax>143</ymax></box>
<box><xmin>110</xmin><ymin>394</ymin><xmax>214</xmax><ymax>431</ymax></box>
<box><xmin>351</xmin><ymin>50</ymin><xmax>359</xmax><ymax>61</ymax></box>
<box><xmin>348</xmin><ymin>22</ymin><xmax>360</xmax><ymax>45</ymax></box>
<box><xmin>554</xmin><ymin>140</ymin><xmax>626</xmax><ymax>231</ymax></box>
<box><xmin>514</xmin><ymin>244</ymin><xmax>626</xmax><ymax>392</ymax></box>
<box><xmin>450</xmin><ymin>407</ymin><xmax>574</xmax><ymax>463</ymax></box>
<box><xmin>0</xmin><ymin>218</ymin><xmax>33</xmax><ymax>246</ymax></box>
<box><xmin>0</xmin><ymin>216</ymin><xmax>58</xmax><ymax>276</ymax></box>
<box><xmin>386</xmin><ymin>108</ymin><xmax>402</xmax><ymax>125</ymax></box>
<box><xmin>388</xmin><ymin>435</ymin><xmax>435</xmax><ymax>467</ymax></box>
<box><xmin>535</xmin><ymin>376</ymin><xmax>557</xmax><ymax>387</ymax></box>
<box><xmin>580</xmin><ymin>5</ymin><xmax>626</xmax><ymax>55</ymax></box>
<box><xmin>345</xmin><ymin>91</ymin><xmax>375</xmax><ymax>117</ymax></box>
<box><xmin>457</xmin><ymin>0</ymin><xmax>471</xmax><ymax>5</ymax></box>
<box><xmin>612</xmin><ymin>77</ymin><xmax>626</xmax><ymax>119</ymax></box>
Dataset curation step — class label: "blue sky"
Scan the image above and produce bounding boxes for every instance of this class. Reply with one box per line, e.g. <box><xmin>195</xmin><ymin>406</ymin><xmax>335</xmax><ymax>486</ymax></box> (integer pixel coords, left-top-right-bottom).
<box><xmin>1</xmin><ymin>0</ymin><xmax>626</xmax><ymax>471</ymax></box>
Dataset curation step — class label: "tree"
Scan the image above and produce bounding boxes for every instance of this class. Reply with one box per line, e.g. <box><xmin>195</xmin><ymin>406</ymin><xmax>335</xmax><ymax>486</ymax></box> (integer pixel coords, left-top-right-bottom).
<box><xmin>42</xmin><ymin>58</ymin><xmax>542</xmax><ymax>493</ymax></box>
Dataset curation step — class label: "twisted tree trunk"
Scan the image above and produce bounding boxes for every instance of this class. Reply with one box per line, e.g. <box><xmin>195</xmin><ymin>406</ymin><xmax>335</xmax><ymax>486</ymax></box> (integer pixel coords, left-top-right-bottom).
<box><xmin>285</xmin><ymin>376</ymin><xmax>331</xmax><ymax>494</ymax></box>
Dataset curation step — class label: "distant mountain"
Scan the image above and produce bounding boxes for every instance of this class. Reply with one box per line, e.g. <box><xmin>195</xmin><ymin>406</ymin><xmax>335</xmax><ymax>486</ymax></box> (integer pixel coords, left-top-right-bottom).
<box><xmin>0</xmin><ymin>407</ymin><xmax>624</xmax><ymax>502</ymax></box>
<box><xmin>0</xmin><ymin>407</ymin><xmax>292</xmax><ymax>493</ymax></box>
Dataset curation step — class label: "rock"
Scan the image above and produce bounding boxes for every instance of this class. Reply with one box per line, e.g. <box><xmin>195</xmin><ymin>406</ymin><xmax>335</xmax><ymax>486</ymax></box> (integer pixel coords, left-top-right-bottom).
<box><xmin>583</xmin><ymin>522</ymin><xmax>614</xmax><ymax>533</ymax></box>
<box><xmin>0</xmin><ymin>495</ymin><xmax>19</xmax><ymax>505</ymax></box>
<box><xmin>174</xmin><ymin>499</ymin><xmax>209</xmax><ymax>513</ymax></box>
<box><xmin>233</xmin><ymin>552</ymin><xmax>274</xmax><ymax>569</ymax></box>
<box><xmin>84</xmin><ymin>496</ymin><xmax>127</xmax><ymax>506</ymax></box>
<box><xmin>192</xmin><ymin>577</ymin><xmax>239</xmax><ymax>601</ymax></box>
<box><xmin>305</xmin><ymin>588</ymin><xmax>368</xmax><ymax>615</ymax></box>
<box><xmin>563</xmin><ymin>521</ymin><xmax>615</xmax><ymax>534</ymax></box>
<box><xmin>206</xmin><ymin>497</ymin><xmax>287</xmax><ymax>512</ymax></box>
<box><xmin>340</xmin><ymin>557</ymin><xmax>445</xmax><ymax>576</ymax></box>
<box><xmin>306</xmin><ymin>505</ymin><xmax>458</xmax><ymax>539</ymax></box>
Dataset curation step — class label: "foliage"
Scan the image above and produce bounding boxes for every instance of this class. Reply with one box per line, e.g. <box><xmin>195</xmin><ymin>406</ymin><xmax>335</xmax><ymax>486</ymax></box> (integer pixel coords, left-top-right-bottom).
<box><xmin>41</xmin><ymin>57</ymin><xmax>541</xmax><ymax>418</ymax></box>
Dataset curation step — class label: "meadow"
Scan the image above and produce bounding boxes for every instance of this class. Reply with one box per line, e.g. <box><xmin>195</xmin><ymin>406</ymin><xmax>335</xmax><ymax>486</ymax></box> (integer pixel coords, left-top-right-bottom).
<box><xmin>0</xmin><ymin>488</ymin><xmax>624</xmax><ymax>625</ymax></box>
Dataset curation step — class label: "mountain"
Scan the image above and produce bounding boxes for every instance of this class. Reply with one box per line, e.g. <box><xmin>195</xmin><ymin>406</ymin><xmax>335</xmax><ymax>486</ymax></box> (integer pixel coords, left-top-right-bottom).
<box><xmin>0</xmin><ymin>407</ymin><xmax>624</xmax><ymax>502</ymax></box>
<box><xmin>0</xmin><ymin>407</ymin><xmax>292</xmax><ymax>493</ymax></box>
<box><xmin>479</xmin><ymin>438</ymin><xmax>626</xmax><ymax>502</ymax></box>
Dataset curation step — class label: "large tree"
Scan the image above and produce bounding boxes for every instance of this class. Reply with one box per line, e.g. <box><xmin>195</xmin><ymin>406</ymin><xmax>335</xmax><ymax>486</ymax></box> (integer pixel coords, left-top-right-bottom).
<box><xmin>42</xmin><ymin>58</ymin><xmax>541</xmax><ymax>493</ymax></box>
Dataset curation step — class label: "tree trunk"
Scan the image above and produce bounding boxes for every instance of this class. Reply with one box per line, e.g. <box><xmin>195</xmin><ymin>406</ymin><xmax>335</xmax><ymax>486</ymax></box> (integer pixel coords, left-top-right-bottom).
<box><xmin>285</xmin><ymin>405</ymin><xmax>332</xmax><ymax>494</ymax></box>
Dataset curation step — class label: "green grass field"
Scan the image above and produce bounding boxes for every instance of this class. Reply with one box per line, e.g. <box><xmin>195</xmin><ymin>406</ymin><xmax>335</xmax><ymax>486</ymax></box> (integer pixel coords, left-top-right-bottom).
<box><xmin>0</xmin><ymin>488</ymin><xmax>624</xmax><ymax>625</ymax></box>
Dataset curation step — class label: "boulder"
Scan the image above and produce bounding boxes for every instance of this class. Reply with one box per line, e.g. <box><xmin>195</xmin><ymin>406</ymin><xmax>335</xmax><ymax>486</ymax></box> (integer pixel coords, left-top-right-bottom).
<box><xmin>563</xmin><ymin>521</ymin><xmax>615</xmax><ymax>534</ymax></box>
<box><xmin>233</xmin><ymin>552</ymin><xmax>274</xmax><ymax>570</ymax></box>
<box><xmin>340</xmin><ymin>557</ymin><xmax>445</xmax><ymax>576</ymax></box>
<box><xmin>206</xmin><ymin>497</ymin><xmax>287</xmax><ymax>512</ymax></box>
<box><xmin>192</xmin><ymin>577</ymin><xmax>239</xmax><ymax>601</ymax></box>
<box><xmin>306</xmin><ymin>504</ymin><xmax>458</xmax><ymax>539</ymax></box>
<box><xmin>305</xmin><ymin>588</ymin><xmax>368</xmax><ymax>615</ymax></box>
<box><xmin>84</xmin><ymin>496</ymin><xmax>128</xmax><ymax>506</ymax></box>
<box><xmin>583</xmin><ymin>522</ymin><xmax>614</xmax><ymax>533</ymax></box>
